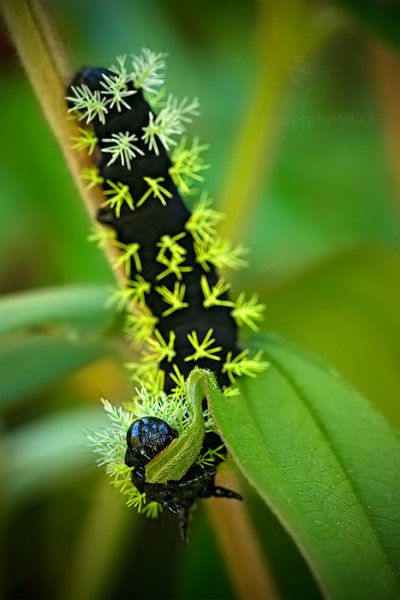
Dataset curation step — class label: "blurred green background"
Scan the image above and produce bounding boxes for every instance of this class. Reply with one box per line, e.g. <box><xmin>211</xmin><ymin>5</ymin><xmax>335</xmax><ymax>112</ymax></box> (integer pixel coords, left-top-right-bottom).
<box><xmin>1</xmin><ymin>0</ymin><xmax>400</xmax><ymax>598</ymax></box>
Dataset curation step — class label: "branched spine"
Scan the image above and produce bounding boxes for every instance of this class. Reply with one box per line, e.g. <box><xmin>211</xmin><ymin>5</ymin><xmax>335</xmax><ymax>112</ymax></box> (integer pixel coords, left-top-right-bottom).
<box><xmin>68</xmin><ymin>49</ymin><xmax>268</xmax><ymax>520</ymax></box>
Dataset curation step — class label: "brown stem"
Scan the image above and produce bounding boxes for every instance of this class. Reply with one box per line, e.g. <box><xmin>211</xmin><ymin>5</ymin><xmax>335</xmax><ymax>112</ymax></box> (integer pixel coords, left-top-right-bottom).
<box><xmin>2</xmin><ymin>1</ymin><xmax>281</xmax><ymax>596</ymax></box>
<box><xmin>1</xmin><ymin>0</ymin><xmax>124</xmax><ymax>281</ymax></box>
<box><xmin>368</xmin><ymin>39</ymin><xmax>400</xmax><ymax>222</ymax></box>
<box><xmin>207</xmin><ymin>470</ymin><xmax>280</xmax><ymax>600</ymax></box>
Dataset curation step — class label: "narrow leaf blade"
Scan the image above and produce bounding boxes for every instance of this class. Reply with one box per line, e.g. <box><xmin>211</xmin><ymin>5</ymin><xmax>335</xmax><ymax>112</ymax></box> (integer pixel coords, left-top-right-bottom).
<box><xmin>0</xmin><ymin>335</ymin><xmax>110</xmax><ymax>407</ymax></box>
<box><xmin>0</xmin><ymin>284</ymin><xmax>113</xmax><ymax>337</ymax></box>
<box><xmin>207</xmin><ymin>335</ymin><xmax>400</xmax><ymax>599</ymax></box>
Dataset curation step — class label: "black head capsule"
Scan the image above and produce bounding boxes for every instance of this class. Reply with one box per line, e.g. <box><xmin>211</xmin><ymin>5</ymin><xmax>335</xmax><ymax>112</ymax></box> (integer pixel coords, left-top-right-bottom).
<box><xmin>70</xmin><ymin>67</ymin><xmax>114</xmax><ymax>91</ymax></box>
<box><xmin>125</xmin><ymin>417</ymin><xmax>178</xmax><ymax>469</ymax></box>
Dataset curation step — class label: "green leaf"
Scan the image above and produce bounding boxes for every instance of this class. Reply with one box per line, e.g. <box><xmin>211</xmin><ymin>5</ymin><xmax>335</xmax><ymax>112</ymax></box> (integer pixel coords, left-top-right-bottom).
<box><xmin>334</xmin><ymin>0</ymin><xmax>400</xmax><ymax>49</ymax></box>
<box><xmin>259</xmin><ymin>247</ymin><xmax>400</xmax><ymax>427</ymax></box>
<box><xmin>145</xmin><ymin>369</ymin><xmax>206</xmax><ymax>484</ymax></box>
<box><xmin>0</xmin><ymin>285</ymin><xmax>119</xmax><ymax>407</ymax></box>
<box><xmin>0</xmin><ymin>285</ymin><xmax>114</xmax><ymax>337</ymax></box>
<box><xmin>1</xmin><ymin>406</ymin><xmax>104</xmax><ymax>499</ymax></box>
<box><xmin>207</xmin><ymin>335</ymin><xmax>400</xmax><ymax>600</ymax></box>
<box><xmin>0</xmin><ymin>335</ymin><xmax>111</xmax><ymax>408</ymax></box>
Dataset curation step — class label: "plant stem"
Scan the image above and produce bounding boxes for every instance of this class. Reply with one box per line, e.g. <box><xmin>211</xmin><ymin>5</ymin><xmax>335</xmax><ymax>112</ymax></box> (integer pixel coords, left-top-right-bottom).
<box><xmin>218</xmin><ymin>0</ymin><xmax>343</xmax><ymax>243</ymax></box>
<box><xmin>368</xmin><ymin>38</ymin><xmax>400</xmax><ymax>222</ymax></box>
<box><xmin>1</xmin><ymin>0</ymin><xmax>124</xmax><ymax>281</ymax></box>
<box><xmin>208</xmin><ymin>470</ymin><xmax>280</xmax><ymax>600</ymax></box>
<box><xmin>1</xmin><ymin>1</ymin><xmax>280</xmax><ymax>597</ymax></box>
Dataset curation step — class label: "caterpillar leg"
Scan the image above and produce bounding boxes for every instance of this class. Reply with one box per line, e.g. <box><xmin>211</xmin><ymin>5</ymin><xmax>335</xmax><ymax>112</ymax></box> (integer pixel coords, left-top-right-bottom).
<box><xmin>200</xmin><ymin>485</ymin><xmax>242</xmax><ymax>501</ymax></box>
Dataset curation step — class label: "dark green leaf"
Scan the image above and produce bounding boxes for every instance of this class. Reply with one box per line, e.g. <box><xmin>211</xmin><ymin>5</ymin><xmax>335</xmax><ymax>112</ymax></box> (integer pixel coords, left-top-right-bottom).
<box><xmin>0</xmin><ymin>335</ymin><xmax>111</xmax><ymax>407</ymax></box>
<box><xmin>207</xmin><ymin>335</ymin><xmax>400</xmax><ymax>599</ymax></box>
<box><xmin>335</xmin><ymin>0</ymin><xmax>400</xmax><ymax>48</ymax></box>
<box><xmin>0</xmin><ymin>285</ymin><xmax>120</xmax><ymax>407</ymax></box>
<box><xmin>1</xmin><ymin>406</ymin><xmax>104</xmax><ymax>499</ymax></box>
<box><xmin>0</xmin><ymin>285</ymin><xmax>114</xmax><ymax>337</ymax></box>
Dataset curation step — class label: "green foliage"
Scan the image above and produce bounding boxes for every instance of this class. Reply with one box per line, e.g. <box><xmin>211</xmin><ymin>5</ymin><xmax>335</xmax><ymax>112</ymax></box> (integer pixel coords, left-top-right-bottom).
<box><xmin>145</xmin><ymin>369</ymin><xmax>207</xmax><ymax>484</ymax></box>
<box><xmin>1</xmin><ymin>1</ymin><xmax>400</xmax><ymax>598</ymax></box>
<box><xmin>0</xmin><ymin>284</ymin><xmax>113</xmax><ymax>336</ymax></box>
<box><xmin>2</xmin><ymin>406</ymin><xmax>103</xmax><ymax>499</ymax></box>
<box><xmin>0</xmin><ymin>335</ymin><xmax>108</xmax><ymax>408</ymax></box>
<box><xmin>207</xmin><ymin>336</ymin><xmax>400</xmax><ymax>599</ymax></box>
<box><xmin>260</xmin><ymin>247</ymin><xmax>400</xmax><ymax>428</ymax></box>
<box><xmin>335</xmin><ymin>0</ymin><xmax>400</xmax><ymax>49</ymax></box>
<box><xmin>0</xmin><ymin>285</ymin><xmax>119</xmax><ymax>407</ymax></box>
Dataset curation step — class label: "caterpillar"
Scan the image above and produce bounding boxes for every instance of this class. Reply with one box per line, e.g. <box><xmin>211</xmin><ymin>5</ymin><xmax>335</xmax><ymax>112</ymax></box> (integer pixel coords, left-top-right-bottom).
<box><xmin>67</xmin><ymin>50</ymin><xmax>267</xmax><ymax>539</ymax></box>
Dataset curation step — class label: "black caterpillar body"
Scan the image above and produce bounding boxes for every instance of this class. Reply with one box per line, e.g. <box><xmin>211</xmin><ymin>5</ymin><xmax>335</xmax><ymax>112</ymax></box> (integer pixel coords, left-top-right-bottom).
<box><xmin>72</xmin><ymin>68</ymin><xmax>240</xmax><ymax>393</ymax></box>
<box><xmin>69</xmin><ymin>66</ymin><xmax>243</xmax><ymax>539</ymax></box>
<box><xmin>125</xmin><ymin>419</ymin><xmax>240</xmax><ymax>540</ymax></box>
